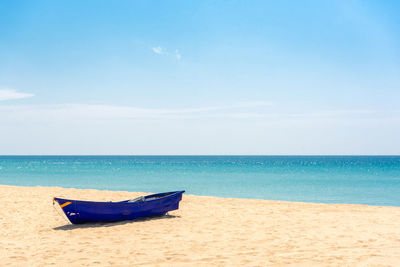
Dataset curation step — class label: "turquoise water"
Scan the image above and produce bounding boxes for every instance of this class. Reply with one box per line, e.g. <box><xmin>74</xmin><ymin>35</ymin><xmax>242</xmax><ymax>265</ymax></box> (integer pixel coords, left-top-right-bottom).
<box><xmin>0</xmin><ymin>156</ymin><xmax>399</xmax><ymax>206</ymax></box>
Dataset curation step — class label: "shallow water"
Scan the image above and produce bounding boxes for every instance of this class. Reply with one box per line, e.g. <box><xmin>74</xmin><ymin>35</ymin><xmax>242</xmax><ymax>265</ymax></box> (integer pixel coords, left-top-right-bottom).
<box><xmin>0</xmin><ymin>156</ymin><xmax>399</xmax><ymax>206</ymax></box>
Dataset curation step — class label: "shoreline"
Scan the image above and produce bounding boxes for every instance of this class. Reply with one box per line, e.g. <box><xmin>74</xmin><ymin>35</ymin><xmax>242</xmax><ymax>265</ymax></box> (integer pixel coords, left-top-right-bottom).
<box><xmin>2</xmin><ymin>184</ymin><xmax>400</xmax><ymax>266</ymax></box>
<box><xmin>1</xmin><ymin>184</ymin><xmax>398</xmax><ymax>208</ymax></box>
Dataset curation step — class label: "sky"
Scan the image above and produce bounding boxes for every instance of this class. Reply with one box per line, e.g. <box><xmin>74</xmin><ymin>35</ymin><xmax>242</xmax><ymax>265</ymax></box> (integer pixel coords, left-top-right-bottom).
<box><xmin>0</xmin><ymin>0</ymin><xmax>399</xmax><ymax>155</ymax></box>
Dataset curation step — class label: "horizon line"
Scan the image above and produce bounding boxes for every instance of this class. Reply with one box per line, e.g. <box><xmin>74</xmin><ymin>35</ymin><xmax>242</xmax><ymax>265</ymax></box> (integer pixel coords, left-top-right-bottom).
<box><xmin>0</xmin><ymin>154</ymin><xmax>399</xmax><ymax>157</ymax></box>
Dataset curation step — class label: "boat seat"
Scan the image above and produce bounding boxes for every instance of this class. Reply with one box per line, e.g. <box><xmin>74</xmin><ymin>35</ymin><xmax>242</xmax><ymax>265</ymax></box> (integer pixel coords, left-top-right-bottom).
<box><xmin>127</xmin><ymin>196</ymin><xmax>145</xmax><ymax>202</ymax></box>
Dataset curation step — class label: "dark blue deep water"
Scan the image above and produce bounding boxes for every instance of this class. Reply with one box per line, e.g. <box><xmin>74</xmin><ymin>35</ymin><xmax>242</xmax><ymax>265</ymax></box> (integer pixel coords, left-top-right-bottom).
<box><xmin>0</xmin><ymin>156</ymin><xmax>399</xmax><ymax>206</ymax></box>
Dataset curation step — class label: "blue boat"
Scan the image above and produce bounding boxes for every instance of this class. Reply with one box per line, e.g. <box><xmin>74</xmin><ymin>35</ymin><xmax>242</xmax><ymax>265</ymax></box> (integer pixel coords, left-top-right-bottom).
<box><xmin>54</xmin><ymin>190</ymin><xmax>185</xmax><ymax>224</ymax></box>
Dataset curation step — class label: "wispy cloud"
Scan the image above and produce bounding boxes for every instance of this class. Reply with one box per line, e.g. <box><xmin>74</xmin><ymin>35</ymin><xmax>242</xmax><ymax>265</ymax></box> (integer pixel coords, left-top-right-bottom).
<box><xmin>1</xmin><ymin>101</ymin><xmax>397</xmax><ymax>122</ymax></box>
<box><xmin>152</xmin><ymin>46</ymin><xmax>181</xmax><ymax>60</ymax></box>
<box><xmin>152</xmin><ymin>46</ymin><xmax>163</xmax><ymax>54</ymax></box>
<box><xmin>174</xmin><ymin>49</ymin><xmax>181</xmax><ymax>60</ymax></box>
<box><xmin>287</xmin><ymin>109</ymin><xmax>391</xmax><ymax>119</ymax></box>
<box><xmin>0</xmin><ymin>88</ymin><xmax>34</xmax><ymax>101</ymax></box>
<box><xmin>0</xmin><ymin>101</ymin><xmax>273</xmax><ymax>121</ymax></box>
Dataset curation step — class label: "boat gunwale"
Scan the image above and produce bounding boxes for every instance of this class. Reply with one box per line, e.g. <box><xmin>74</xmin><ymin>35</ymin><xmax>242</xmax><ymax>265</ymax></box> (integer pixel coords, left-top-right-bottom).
<box><xmin>54</xmin><ymin>190</ymin><xmax>185</xmax><ymax>205</ymax></box>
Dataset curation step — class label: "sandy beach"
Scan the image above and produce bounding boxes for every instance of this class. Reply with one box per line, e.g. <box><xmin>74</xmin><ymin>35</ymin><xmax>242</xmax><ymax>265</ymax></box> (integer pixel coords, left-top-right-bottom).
<box><xmin>1</xmin><ymin>185</ymin><xmax>399</xmax><ymax>266</ymax></box>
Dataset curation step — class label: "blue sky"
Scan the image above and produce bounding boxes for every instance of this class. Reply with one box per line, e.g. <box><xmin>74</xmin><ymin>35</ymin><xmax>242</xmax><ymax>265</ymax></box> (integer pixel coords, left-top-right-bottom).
<box><xmin>0</xmin><ymin>0</ymin><xmax>399</xmax><ymax>154</ymax></box>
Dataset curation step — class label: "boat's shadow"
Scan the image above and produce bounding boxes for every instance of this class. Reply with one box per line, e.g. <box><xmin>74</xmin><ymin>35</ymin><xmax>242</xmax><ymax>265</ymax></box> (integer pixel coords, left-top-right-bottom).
<box><xmin>53</xmin><ymin>214</ymin><xmax>180</xmax><ymax>230</ymax></box>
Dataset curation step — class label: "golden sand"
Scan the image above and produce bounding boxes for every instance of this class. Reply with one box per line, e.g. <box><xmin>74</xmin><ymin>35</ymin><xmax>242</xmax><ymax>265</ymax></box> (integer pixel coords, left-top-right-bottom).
<box><xmin>1</xmin><ymin>185</ymin><xmax>399</xmax><ymax>266</ymax></box>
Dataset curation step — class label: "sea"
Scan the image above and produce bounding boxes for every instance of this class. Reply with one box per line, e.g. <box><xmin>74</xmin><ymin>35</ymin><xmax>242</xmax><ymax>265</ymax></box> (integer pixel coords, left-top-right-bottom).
<box><xmin>0</xmin><ymin>156</ymin><xmax>399</xmax><ymax>206</ymax></box>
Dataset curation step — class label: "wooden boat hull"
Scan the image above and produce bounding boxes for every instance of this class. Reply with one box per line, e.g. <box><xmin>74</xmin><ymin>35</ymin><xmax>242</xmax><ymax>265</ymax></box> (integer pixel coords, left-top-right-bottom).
<box><xmin>54</xmin><ymin>191</ymin><xmax>185</xmax><ymax>224</ymax></box>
